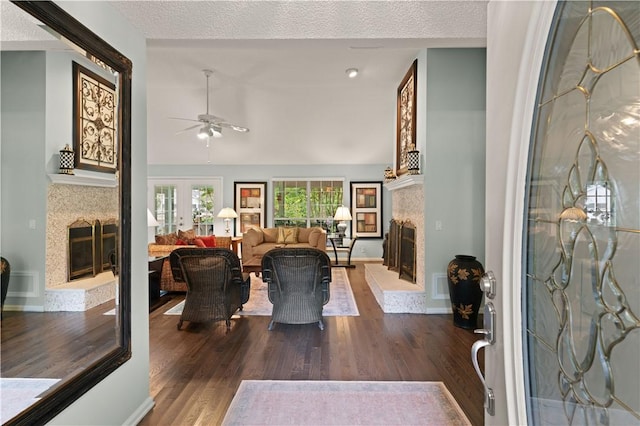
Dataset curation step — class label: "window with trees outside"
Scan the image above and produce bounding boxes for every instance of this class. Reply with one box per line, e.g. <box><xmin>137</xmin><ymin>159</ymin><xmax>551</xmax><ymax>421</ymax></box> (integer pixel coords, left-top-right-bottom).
<box><xmin>273</xmin><ymin>179</ymin><xmax>344</xmax><ymax>232</ymax></box>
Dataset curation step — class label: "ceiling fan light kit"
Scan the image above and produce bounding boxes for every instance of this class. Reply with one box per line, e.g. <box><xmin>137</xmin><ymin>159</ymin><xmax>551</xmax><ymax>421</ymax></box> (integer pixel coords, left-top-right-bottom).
<box><xmin>197</xmin><ymin>124</ymin><xmax>222</xmax><ymax>139</ymax></box>
<box><xmin>173</xmin><ymin>69</ymin><xmax>249</xmax><ymax>140</ymax></box>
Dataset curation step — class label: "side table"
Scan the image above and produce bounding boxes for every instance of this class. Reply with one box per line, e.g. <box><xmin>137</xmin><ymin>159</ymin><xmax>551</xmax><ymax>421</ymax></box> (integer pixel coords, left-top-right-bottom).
<box><xmin>327</xmin><ymin>235</ymin><xmax>358</xmax><ymax>268</ymax></box>
<box><xmin>231</xmin><ymin>236</ymin><xmax>242</xmax><ymax>256</ymax></box>
<box><xmin>148</xmin><ymin>256</ymin><xmax>171</xmax><ymax>312</ymax></box>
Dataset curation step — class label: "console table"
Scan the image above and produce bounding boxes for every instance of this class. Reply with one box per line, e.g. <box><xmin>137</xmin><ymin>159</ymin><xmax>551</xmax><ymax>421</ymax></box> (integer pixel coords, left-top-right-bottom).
<box><xmin>327</xmin><ymin>235</ymin><xmax>357</xmax><ymax>268</ymax></box>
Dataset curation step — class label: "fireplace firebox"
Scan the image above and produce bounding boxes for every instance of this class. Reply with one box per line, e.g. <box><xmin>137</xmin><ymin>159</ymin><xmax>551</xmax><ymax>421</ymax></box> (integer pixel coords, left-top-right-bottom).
<box><xmin>67</xmin><ymin>218</ymin><xmax>118</xmax><ymax>281</ymax></box>
<box><xmin>384</xmin><ymin>219</ymin><xmax>416</xmax><ymax>284</ymax></box>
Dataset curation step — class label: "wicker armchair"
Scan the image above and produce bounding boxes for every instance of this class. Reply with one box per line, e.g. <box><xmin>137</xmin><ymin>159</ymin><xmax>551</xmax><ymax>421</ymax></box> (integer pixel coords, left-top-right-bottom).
<box><xmin>170</xmin><ymin>248</ymin><xmax>250</xmax><ymax>330</ymax></box>
<box><xmin>261</xmin><ymin>248</ymin><xmax>331</xmax><ymax>330</ymax></box>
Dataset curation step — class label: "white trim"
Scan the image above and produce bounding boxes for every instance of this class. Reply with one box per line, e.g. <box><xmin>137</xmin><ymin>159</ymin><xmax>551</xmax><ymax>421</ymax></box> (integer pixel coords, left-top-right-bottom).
<box><xmin>425</xmin><ymin>307</ymin><xmax>451</xmax><ymax>314</ymax></box>
<box><xmin>502</xmin><ymin>2</ymin><xmax>557</xmax><ymax>425</ymax></box>
<box><xmin>48</xmin><ymin>173</ymin><xmax>117</xmax><ymax>188</ymax></box>
<box><xmin>2</xmin><ymin>304</ymin><xmax>44</xmax><ymax>312</ymax></box>
<box><xmin>271</xmin><ymin>177</ymin><xmax>345</xmax><ymax>182</ymax></box>
<box><xmin>383</xmin><ymin>174</ymin><xmax>424</xmax><ymax>191</ymax></box>
<box><xmin>122</xmin><ymin>396</ymin><xmax>155</xmax><ymax>426</ymax></box>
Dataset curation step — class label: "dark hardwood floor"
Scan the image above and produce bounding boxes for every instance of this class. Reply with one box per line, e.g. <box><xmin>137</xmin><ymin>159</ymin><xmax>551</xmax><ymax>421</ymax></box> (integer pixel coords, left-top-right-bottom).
<box><xmin>1</xmin><ymin>301</ymin><xmax>118</xmax><ymax>379</ymax></box>
<box><xmin>141</xmin><ymin>263</ymin><xmax>484</xmax><ymax>425</ymax></box>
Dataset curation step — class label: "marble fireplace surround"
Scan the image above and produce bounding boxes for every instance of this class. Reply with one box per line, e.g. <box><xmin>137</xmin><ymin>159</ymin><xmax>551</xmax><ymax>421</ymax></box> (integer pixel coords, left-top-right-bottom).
<box><xmin>365</xmin><ymin>176</ymin><xmax>428</xmax><ymax>313</ymax></box>
<box><xmin>45</xmin><ymin>182</ymin><xmax>118</xmax><ymax>311</ymax></box>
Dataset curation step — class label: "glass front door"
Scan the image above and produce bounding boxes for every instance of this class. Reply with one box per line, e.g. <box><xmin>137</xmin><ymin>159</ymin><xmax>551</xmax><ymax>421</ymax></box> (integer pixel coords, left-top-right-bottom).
<box><xmin>523</xmin><ymin>2</ymin><xmax>639</xmax><ymax>424</ymax></box>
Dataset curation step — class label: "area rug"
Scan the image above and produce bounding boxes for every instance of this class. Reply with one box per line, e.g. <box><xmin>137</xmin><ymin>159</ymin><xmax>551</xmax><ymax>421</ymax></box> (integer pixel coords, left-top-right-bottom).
<box><xmin>221</xmin><ymin>380</ymin><xmax>471</xmax><ymax>425</ymax></box>
<box><xmin>0</xmin><ymin>378</ymin><xmax>60</xmax><ymax>423</ymax></box>
<box><xmin>164</xmin><ymin>268</ymin><xmax>359</xmax><ymax>317</ymax></box>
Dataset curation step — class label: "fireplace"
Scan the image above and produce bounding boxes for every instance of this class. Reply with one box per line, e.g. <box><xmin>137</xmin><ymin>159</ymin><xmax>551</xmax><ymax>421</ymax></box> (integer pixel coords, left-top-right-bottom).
<box><xmin>384</xmin><ymin>219</ymin><xmax>416</xmax><ymax>284</ymax></box>
<box><xmin>67</xmin><ymin>218</ymin><xmax>118</xmax><ymax>281</ymax></box>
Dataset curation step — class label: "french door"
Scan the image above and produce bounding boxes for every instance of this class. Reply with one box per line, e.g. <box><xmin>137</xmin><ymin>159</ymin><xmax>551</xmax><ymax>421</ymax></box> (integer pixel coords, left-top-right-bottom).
<box><xmin>485</xmin><ymin>1</ymin><xmax>639</xmax><ymax>425</ymax></box>
<box><xmin>148</xmin><ymin>178</ymin><xmax>223</xmax><ymax>236</ymax></box>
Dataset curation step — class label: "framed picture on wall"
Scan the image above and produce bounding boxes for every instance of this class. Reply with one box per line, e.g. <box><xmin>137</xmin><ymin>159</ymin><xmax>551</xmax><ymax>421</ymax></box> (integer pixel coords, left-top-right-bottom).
<box><xmin>350</xmin><ymin>181</ymin><xmax>383</xmax><ymax>238</ymax></box>
<box><xmin>396</xmin><ymin>59</ymin><xmax>417</xmax><ymax>176</ymax></box>
<box><xmin>234</xmin><ymin>182</ymin><xmax>267</xmax><ymax>235</ymax></box>
<box><xmin>72</xmin><ymin>61</ymin><xmax>119</xmax><ymax>173</ymax></box>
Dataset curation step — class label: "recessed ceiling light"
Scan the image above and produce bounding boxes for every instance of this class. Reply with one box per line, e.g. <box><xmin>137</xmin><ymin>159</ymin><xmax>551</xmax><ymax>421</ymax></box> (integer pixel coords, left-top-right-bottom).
<box><xmin>345</xmin><ymin>68</ymin><xmax>358</xmax><ymax>78</ymax></box>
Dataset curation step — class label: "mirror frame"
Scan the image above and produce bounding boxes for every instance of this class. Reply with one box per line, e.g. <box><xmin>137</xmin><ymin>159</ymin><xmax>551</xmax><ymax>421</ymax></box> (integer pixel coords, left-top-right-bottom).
<box><xmin>7</xmin><ymin>1</ymin><xmax>132</xmax><ymax>425</ymax></box>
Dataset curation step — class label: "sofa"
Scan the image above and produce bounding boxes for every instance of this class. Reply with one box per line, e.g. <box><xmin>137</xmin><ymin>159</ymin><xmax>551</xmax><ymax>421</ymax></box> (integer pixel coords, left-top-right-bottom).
<box><xmin>148</xmin><ymin>229</ymin><xmax>231</xmax><ymax>292</ymax></box>
<box><xmin>241</xmin><ymin>226</ymin><xmax>326</xmax><ymax>262</ymax></box>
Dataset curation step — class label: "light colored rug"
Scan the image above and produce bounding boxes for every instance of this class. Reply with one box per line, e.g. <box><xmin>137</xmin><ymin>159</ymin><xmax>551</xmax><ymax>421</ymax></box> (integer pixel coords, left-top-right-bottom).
<box><xmin>0</xmin><ymin>378</ymin><xmax>60</xmax><ymax>423</ymax></box>
<box><xmin>165</xmin><ymin>267</ymin><xmax>359</xmax><ymax>317</ymax></box>
<box><xmin>222</xmin><ymin>380</ymin><xmax>471</xmax><ymax>425</ymax></box>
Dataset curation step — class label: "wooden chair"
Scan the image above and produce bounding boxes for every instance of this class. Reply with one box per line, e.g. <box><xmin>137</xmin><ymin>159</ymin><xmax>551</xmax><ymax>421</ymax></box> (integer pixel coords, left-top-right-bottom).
<box><xmin>170</xmin><ymin>248</ymin><xmax>250</xmax><ymax>330</ymax></box>
<box><xmin>261</xmin><ymin>248</ymin><xmax>331</xmax><ymax>330</ymax></box>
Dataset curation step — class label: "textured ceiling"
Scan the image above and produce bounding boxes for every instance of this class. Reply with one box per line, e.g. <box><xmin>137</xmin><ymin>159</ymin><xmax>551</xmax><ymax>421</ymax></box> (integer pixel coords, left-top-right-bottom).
<box><xmin>5</xmin><ymin>1</ymin><xmax>488</xmax><ymax>166</ymax></box>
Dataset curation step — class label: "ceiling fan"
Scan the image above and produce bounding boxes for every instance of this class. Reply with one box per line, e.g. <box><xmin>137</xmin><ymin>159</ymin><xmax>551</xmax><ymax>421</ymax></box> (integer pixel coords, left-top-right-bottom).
<box><xmin>171</xmin><ymin>69</ymin><xmax>249</xmax><ymax>139</ymax></box>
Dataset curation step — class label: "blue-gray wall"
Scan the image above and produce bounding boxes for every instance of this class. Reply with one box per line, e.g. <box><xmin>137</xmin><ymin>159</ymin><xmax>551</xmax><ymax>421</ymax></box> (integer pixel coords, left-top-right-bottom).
<box><xmin>423</xmin><ymin>47</ymin><xmax>486</xmax><ymax>310</ymax></box>
<box><xmin>1</xmin><ymin>51</ymin><xmax>48</xmax><ymax>310</ymax></box>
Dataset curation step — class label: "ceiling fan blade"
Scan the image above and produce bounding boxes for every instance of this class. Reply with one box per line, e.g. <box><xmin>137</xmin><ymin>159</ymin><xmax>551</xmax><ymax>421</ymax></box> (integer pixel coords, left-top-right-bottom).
<box><xmin>168</xmin><ymin>116</ymin><xmax>202</xmax><ymax>123</ymax></box>
<box><xmin>218</xmin><ymin>122</ymin><xmax>250</xmax><ymax>133</ymax></box>
<box><xmin>175</xmin><ymin>123</ymin><xmax>202</xmax><ymax>134</ymax></box>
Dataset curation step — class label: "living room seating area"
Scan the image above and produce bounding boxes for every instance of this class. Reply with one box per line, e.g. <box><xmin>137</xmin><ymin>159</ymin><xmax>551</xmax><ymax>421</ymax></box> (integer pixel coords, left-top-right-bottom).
<box><xmin>241</xmin><ymin>226</ymin><xmax>327</xmax><ymax>263</ymax></box>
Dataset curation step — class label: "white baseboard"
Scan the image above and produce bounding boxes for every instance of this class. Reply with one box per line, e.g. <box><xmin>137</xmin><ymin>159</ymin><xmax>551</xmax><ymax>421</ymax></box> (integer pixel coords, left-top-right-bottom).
<box><xmin>122</xmin><ymin>396</ymin><xmax>155</xmax><ymax>426</ymax></box>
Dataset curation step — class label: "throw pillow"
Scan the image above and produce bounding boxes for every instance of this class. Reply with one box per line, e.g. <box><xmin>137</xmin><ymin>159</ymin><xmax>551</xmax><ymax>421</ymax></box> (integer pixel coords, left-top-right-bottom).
<box><xmin>178</xmin><ymin>228</ymin><xmax>196</xmax><ymax>242</ymax></box>
<box><xmin>262</xmin><ymin>228</ymin><xmax>278</xmax><ymax>243</ymax></box>
<box><xmin>155</xmin><ymin>232</ymin><xmax>178</xmax><ymax>245</ymax></box>
<box><xmin>175</xmin><ymin>239</ymin><xmax>187</xmax><ymax>245</ymax></box>
<box><xmin>277</xmin><ymin>227</ymin><xmax>299</xmax><ymax>244</ymax></box>
<box><xmin>199</xmin><ymin>235</ymin><xmax>217</xmax><ymax>248</ymax></box>
<box><xmin>193</xmin><ymin>238</ymin><xmax>206</xmax><ymax>248</ymax></box>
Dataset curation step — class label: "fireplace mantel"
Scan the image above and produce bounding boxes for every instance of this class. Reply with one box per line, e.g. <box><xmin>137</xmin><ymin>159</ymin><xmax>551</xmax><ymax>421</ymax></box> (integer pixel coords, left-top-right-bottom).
<box><xmin>384</xmin><ymin>175</ymin><xmax>424</xmax><ymax>191</ymax></box>
<box><xmin>48</xmin><ymin>173</ymin><xmax>117</xmax><ymax>188</ymax></box>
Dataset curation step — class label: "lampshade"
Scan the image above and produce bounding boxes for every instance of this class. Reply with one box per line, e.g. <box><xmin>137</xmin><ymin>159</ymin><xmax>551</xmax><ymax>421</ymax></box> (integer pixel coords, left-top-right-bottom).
<box><xmin>217</xmin><ymin>207</ymin><xmax>238</xmax><ymax>219</ymax></box>
<box><xmin>334</xmin><ymin>206</ymin><xmax>352</xmax><ymax>221</ymax></box>
<box><xmin>147</xmin><ymin>209</ymin><xmax>160</xmax><ymax>227</ymax></box>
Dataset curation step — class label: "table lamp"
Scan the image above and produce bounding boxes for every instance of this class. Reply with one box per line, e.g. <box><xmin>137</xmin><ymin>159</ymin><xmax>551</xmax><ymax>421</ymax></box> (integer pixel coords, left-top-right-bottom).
<box><xmin>333</xmin><ymin>206</ymin><xmax>352</xmax><ymax>238</ymax></box>
<box><xmin>217</xmin><ymin>207</ymin><xmax>238</xmax><ymax>235</ymax></box>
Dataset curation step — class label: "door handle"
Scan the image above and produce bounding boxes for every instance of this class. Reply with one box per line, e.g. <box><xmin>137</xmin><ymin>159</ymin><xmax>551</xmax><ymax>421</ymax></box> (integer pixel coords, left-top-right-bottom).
<box><xmin>472</xmin><ymin>338</ymin><xmax>495</xmax><ymax>416</ymax></box>
<box><xmin>470</xmin><ymin>271</ymin><xmax>497</xmax><ymax>416</ymax></box>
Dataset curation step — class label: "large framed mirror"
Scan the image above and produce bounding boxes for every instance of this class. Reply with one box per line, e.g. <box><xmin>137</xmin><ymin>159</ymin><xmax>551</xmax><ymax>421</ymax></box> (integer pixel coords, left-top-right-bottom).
<box><xmin>0</xmin><ymin>1</ymin><xmax>131</xmax><ymax>424</ymax></box>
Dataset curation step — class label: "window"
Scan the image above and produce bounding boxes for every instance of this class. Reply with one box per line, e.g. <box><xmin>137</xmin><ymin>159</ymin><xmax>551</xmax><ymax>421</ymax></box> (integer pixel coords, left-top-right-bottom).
<box><xmin>149</xmin><ymin>178</ymin><xmax>223</xmax><ymax>236</ymax></box>
<box><xmin>272</xmin><ymin>179</ymin><xmax>344</xmax><ymax>230</ymax></box>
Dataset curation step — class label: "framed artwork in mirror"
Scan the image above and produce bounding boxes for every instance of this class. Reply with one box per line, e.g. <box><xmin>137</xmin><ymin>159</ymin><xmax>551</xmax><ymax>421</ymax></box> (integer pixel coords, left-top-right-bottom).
<box><xmin>234</xmin><ymin>182</ymin><xmax>267</xmax><ymax>235</ymax></box>
<box><xmin>350</xmin><ymin>181</ymin><xmax>383</xmax><ymax>238</ymax></box>
<box><xmin>396</xmin><ymin>59</ymin><xmax>417</xmax><ymax>176</ymax></box>
<box><xmin>73</xmin><ymin>61</ymin><xmax>119</xmax><ymax>173</ymax></box>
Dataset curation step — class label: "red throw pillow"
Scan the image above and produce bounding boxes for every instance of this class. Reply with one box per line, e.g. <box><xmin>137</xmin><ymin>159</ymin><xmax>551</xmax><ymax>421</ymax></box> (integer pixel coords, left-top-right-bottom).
<box><xmin>199</xmin><ymin>235</ymin><xmax>217</xmax><ymax>248</ymax></box>
<box><xmin>175</xmin><ymin>239</ymin><xmax>187</xmax><ymax>245</ymax></box>
<box><xmin>193</xmin><ymin>238</ymin><xmax>206</xmax><ymax>248</ymax></box>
